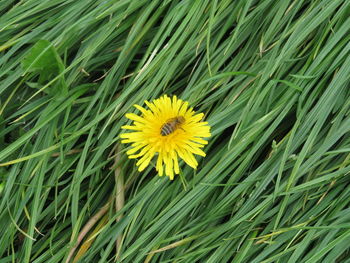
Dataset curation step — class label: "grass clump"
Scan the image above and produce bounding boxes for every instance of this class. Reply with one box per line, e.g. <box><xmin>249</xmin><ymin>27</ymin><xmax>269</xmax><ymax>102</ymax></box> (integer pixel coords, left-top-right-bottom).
<box><xmin>1</xmin><ymin>0</ymin><xmax>350</xmax><ymax>262</ymax></box>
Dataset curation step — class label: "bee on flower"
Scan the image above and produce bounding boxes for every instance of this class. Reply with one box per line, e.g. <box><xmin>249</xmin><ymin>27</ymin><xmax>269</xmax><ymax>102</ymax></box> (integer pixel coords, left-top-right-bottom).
<box><xmin>120</xmin><ymin>95</ymin><xmax>211</xmax><ymax>180</ymax></box>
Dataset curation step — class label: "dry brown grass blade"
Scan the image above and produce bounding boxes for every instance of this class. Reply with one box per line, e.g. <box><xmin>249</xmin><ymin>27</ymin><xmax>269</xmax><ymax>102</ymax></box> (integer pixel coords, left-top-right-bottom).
<box><xmin>73</xmin><ymin>214</ymin><xmax>109</xmax><ymax>263</ymax></box>
<box><xmin>114</xmin><ymin>144</ymin><xmax>125</xmax><ymax>260</ymax></box>
<box><xmin>65</xmin><ymin>201</ymin><xmax>110</xmax><ymax>263</ymax></box>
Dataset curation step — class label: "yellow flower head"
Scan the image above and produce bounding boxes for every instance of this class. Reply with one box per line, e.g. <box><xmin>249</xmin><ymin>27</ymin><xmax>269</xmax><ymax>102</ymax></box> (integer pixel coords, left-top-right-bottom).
<box><xmin>120</xmin><ymin>95</ymin><xmax>211</xmax><ymax>180</ymax></box>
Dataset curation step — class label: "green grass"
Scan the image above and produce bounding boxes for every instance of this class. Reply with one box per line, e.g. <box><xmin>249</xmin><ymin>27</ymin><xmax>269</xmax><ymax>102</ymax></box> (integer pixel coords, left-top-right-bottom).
<box><xmin>1</xmin><ymin>0</ymin><xmax>350</xmax><ymax>262</ymax></box>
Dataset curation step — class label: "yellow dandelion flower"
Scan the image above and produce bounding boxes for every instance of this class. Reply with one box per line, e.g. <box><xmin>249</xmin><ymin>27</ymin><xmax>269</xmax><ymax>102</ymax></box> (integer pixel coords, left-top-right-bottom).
<box><xmin>120</xmin><ymin>95</ymin><xmax>211</xmax><ymax>180</ymax></box>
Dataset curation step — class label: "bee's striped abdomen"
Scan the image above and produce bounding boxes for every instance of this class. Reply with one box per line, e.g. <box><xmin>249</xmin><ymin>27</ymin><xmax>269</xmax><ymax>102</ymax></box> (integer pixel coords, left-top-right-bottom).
<box><xmin>161</xmin><ymin>123</ymin><xmax>174</xmax><ymax>136</ymax></box>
